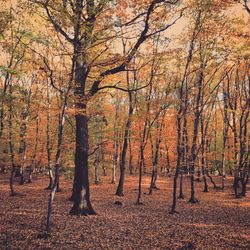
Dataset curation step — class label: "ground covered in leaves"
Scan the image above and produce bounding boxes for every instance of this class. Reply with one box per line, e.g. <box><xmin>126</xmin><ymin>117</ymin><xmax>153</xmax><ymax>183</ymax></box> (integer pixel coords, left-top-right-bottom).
<box><xmin>0</xmin><ymin>173</ymin><xmax>249</xmax><ymax>249</ymax></box>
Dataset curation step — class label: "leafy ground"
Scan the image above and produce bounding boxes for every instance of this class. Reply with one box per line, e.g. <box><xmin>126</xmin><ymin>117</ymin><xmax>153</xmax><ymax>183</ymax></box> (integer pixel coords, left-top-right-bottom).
<box><xmin>0</xmin><ymin>173</ymin><xmax>249</xmax><ymax>250</ymax></box>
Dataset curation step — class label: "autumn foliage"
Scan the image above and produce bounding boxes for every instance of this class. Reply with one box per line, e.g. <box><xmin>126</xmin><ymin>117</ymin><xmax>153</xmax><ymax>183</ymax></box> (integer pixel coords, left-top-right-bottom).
<box><xmin>0</xmin><ymin>0</ymin><xmax>249</xmax><ymax>248</ymax></box>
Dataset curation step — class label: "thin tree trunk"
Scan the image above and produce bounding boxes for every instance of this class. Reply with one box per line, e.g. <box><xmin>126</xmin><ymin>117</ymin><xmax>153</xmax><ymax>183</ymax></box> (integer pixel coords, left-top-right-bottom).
<box><xmin>46</xmin><ymin>82</ymin><xmax>53</xmax><ymax>189</ymax></box>
<box><xmin>188</xmin><ymin>59</ymin><xmax>204</xmax><ymax>204</ymax></box>
<box><xmin>205</xmin><ymin>138</ymin><xmax>218</xmax><ymax>189</ymax></box>
<box><xmin>149</xmin><ymin>110</ymin><xmax>165</xmax><ymax>194</ymax></box>
<box><xmin>28</xmin><ymin>113</ymin><xmax>39</xmax><ymax>183</ymax></box>
<box><xmin>115</xmin><ymin>111</ymin><xmax>131</xmax><ymax>196</ymax></box>
<box><xmin>47</xmin><ymin>57</ymin><xmax>75</xmax><ymax>229</ymax></box>
<box><xmin>94</xmin><ymin>117</ymin><xmax>101</xmax><ymax>185</ymax></box>
<box><xmin>128</xmin><ymin>130</ymin><xmax>133</xmax><ymax>175</ymax></box>
<box><xmin>221</xmin><ymin>81</ymin><xmax>229</xmax><ymax>190</ymax></box>
<box><xmin>112</xmin><ymin>91</ymin><xmax>119</xmax><ymax>184</ymax></box>
<box><xmin>46</xmin><ymin>164</ymin><xmax>59</xmax><ymax>233</ymax></box>
<box><xmin>100</xmin><ymin>123</ymin><xmax>107</xmax><ymax>177</ymax></box>
<box><xmin>94</xmin><ymin>154</ymin><xmax>100</xmax><ymax>185</ymax></box>
<box><xmin>171</xmin><ymin>11</ymin><xmax>202</xmax><ymax>212</ymax></box>
<box><xmin>165</xmin><ymin>144</ymin><xmax>171</xmax><ymax>174</ymax></box>
<box><xmin>19</xmin><ymin>90</ymin><xmax>31</xmax><ymax>185</ymax></box>
<box><xmin>200</xmin><ymin>115</ymin><xmax>208</xmax><ymax>192</ymax></box>
<box><xmin>115</xmin><ymin>68</ymin><xmax>134</xmax><ymax>196</ymax></box>
<box><xmin>180</xmin><ymin>90</ymin><xmax>188</xmax><ymax>197</ymax></box>
<box><xmin>8</xmin><ymin>84</ymin><xmax>15</xmax><ymax>196</ymax></box>
<box><xmin>178</xmin><ymin>173</ymin><xmax>184</xmax><ymax>199</ymax></box>
<box><xmin>171</xmin><ymin>104</ymin><xmax>182</xmax><ymax>213</ymax></box>
<box><xmin>136</xmin><ymin>145</ymin><xmax>144</xmax><ymax>205</ymax></box>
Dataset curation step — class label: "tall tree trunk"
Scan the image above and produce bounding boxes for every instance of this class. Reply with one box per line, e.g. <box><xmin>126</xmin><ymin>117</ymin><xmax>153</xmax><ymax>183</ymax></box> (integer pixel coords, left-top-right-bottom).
<box><xmin>70</xmin><ymin>102</ymin><xmax>96</xmax><ymax>215</ymax></box>
<box><xmin>171</xmin><ymin>105</ymin><xmax>182</xmax><ymax>213</ymax></box>
<box><xmin>189</xmin><ymin>63</ymin><xmax>204</xmax><ymax>204</ymax></box>
<box><xmin>46</xmin><ymin>101</ymin><xmax>68</xmax><ymax>230</ymax></box>
<box><xmin>214</xmin><ymin>113</ymin><xmax>218</xmax><ymax>171</ymax></box>
<box><xmin>0</xmin><ymin>101</ymin><xmax>4</xmax><ymax>139</ymax></box>
<box><xmin>0</xmin><ymin>58</ymin><xmax>11</xmax><ymax>139</ymax></box>
<box><xmin>205</xmin><ymin>139</ymin><xmax>217</xmax><ymax>189</ymax></box>
<box><xmin>115</xmin><ymin>110</ymin><xmax>132</xmax><ymax>196</ymax></box>
<box><xmin>94</xmin><ymin>153</ymin><xmax>100</xmax><ymax>185</ymax></box>
<box><xmin>94</xmin><ymin>118</ymin><xmax>101</xmax><ymax>185</ymax></box>
<box><xmin>221</xmin><ymin>81</ymin><xmax>229</xmax><ymax>189</ymax></box>
<box><xmin>180</xmin><ymin>91</ymin><xmax>188</xmax><ymax>197</ymax></box>
<box><xmin>70</xmin><ymin>49</ymin><xmax>95</xmax><ymax>214</ymax></box>
<box><xmin>46</xmin><ymin>56</ymin><xmax>75</xmax><ymax>227</ymax></box>
<box><xmin>115</xmin><ymin>69</ymin><xmax>134</xmax><ymax>196</ymax></box>
<box><xmin>100</xmin><ymin>124</ymin><xmax>107</xmax><ymax>177</ymax></box>
<box><xmin>136</xmin><ymin>145</ymin><xmax>144</xmax><ymax>204</ymax></box>
<box><xmin>200</xmin><ymin>114</ymin><xmax>208</xmax><ymax>192</ymax></box>
<box><xmin>232</xmin><ymin>92</ymin><xmax>239</xmax><ymax>198</ymax></box>
<box><xmin>149</xmin><ymin>110</ymin><xmax>165</xmax><ymax>194</ymax></box>
<box><xmin>112</xmin><ymin>91</ymin><xmax>119</xmax><ymax>184</ymax></box>
<box><xmin>165</xmin><ymin>144</ymin><xmax>171</xmax><ymax>174</ymax></box>
<box><xmin>29</xmin><ymin>113</ymin><xmax>39</xmax><ymax>183</ymax></box>
<box><xmin>46</xmin><ymin>163</ymin><xmax>59</xmax><ymax>233</ymax></box>
<box><xmin>46</xmin><ymin>83</ymin><xmax>53</xmax><ymax>189</ymax></box>
<box><xmin>136</xmin><ymin>59</ymin><xmax>155</xmax><ymax>202</ymax></box>
<box><xmin>19</xmin><ymin>113</ymin><xmax>28</xmax><ymax>185</ymax></box>
<box><xmin>8</xmin><ymin>84</ymin><xmax>15</xmax><ymax>196</ymax></box>
<box><xmin>178</xmin><ymin>173</ymin><xmax>184</xmax><ymax>199</ymax></box>
<box><xmin>128</xmin><ymin>130</ymin><xmax>133</xmax><ymax>175</ymax></box>
<box><xmin>171</xmin><ymin>10</ymin><xmax>201</xmax><ymax>211</ymax></box>
<box><xmin>19</xmin><ymin>90</ymin><xmax>31</xmax><ymax>185</ymax></box>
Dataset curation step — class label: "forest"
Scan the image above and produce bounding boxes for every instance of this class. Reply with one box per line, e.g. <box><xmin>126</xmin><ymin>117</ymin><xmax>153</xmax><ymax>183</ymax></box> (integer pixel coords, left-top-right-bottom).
<box><xmin>0</xmin><ymin>0</ymin><xmax>249</xmax><ymax>249</ymax></box>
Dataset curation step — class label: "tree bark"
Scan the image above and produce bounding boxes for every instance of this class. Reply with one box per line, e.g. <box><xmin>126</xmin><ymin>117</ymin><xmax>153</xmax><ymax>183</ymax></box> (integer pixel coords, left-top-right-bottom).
<box><xmin>136</xmin><ymin>145</ymin><xmax>144</xmax><ymax>205</ymax></box>
<box><xmin>115</xmin><ymin>113</ymin><xmax>131</xmax><ymax>196</ymax></box>
<box><xmin>46</xmin><ymin>83</ymin><xmax>53</xmax><ymax>189</ymax></box>
<box><xmin>112</xmin><ymin>91</ymin><xmax>119</xmax><ymax>184</ymax></box>
<box><xmin>70</xmin><ymin>101</ymin><xmax>96</xmax><ymax>215</ymax></box>
<box><xmin>115</xmin><ymin>69</ymin><xmax>134</xmax><ymax>196</ymax></box>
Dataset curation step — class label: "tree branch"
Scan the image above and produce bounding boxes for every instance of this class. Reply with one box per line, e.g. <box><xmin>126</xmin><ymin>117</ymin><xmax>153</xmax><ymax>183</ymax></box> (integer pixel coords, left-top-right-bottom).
<box><xmin>97</xmin><ymin>81</ymin><xmax>152</xmax><ymax>93</ymax></box>
<box><xmin>243</xmin><ymin>0</ymin><xmax>250</xmax><ymax>15</ymax></box>
<box><xmin>35</xmin><ymin>0</ymin><xmax>74</xmax><ymax>43</ymax></box>
<box><xmin>87</xmin><ymin>0</ymin><xmax>181</xmax><ymax>97</ymax></box>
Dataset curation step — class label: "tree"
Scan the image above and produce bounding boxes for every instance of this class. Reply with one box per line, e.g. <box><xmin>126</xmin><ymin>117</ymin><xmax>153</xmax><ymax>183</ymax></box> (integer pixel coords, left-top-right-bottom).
<box><xmin>33</xmin><ymin>0</ymin><xmax>183</xmax><ymax>215</ymax></box>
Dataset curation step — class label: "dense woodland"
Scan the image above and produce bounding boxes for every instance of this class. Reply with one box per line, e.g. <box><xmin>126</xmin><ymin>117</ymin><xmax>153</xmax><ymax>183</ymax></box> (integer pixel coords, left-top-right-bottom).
<box><xmin>0</xmin><ymin>0</ymin><xmax>250</xmax><ymax>248</ymax></box>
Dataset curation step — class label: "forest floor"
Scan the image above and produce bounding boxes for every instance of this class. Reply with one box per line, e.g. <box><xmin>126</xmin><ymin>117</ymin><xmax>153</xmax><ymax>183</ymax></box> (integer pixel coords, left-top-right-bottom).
<box><xmin>0</xmin><ymin>173</ymin><xmax>249</xmax><ymax>250</ymax></box>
